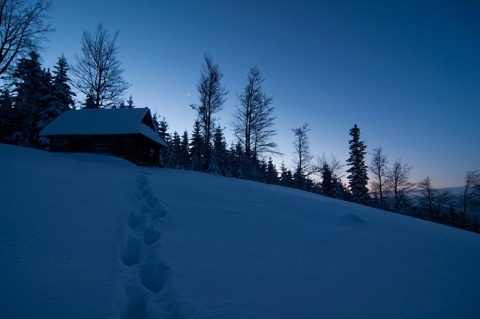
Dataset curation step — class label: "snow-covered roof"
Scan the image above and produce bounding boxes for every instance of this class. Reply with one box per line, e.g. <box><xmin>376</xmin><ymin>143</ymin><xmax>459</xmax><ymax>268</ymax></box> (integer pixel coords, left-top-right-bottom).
<box><xmin>40</xmin><ymin>108</ymin><xmax>167</xmax><ymax>147</ymax></box>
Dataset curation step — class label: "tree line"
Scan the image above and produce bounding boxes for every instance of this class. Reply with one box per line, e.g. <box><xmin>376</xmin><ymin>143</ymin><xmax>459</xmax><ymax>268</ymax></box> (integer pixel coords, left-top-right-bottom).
<box><xmin>156</xmin><ymin>54</ymin><xmax>480</xmax><ymax>233</ymax></box>
<box><xmin>1</xmin><ymin>0</ymin><xmax>478</xmax><ymax>234</ymax></box>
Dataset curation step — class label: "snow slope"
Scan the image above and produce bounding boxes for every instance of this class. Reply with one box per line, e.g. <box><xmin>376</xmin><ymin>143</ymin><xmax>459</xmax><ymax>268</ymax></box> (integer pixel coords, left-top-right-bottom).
<box><xmin>1</xmin><ymin>144</ymin><xmax>479</xmax><ymax>318</ymax></box>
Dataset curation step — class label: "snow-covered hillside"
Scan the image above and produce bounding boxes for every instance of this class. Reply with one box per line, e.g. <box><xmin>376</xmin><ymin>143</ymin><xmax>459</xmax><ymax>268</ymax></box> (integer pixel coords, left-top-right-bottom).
<box><xmin>1</xmin><ymin>144</ymin><xmax>479</xmax><ymax>318</ymax></box>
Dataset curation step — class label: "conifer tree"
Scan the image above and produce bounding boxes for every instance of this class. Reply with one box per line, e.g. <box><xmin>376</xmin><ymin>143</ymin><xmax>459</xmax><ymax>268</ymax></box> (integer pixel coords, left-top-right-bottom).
<box><xmin>152</xmin><ymin>113</ymin><xmax>170</xmax><ymax>166</ymax></box>
<box><xmin>321</xmin><ymin>163</ymin><xmax>335</xmax><ymax>197</ymax></box>
<box><xmin>154</xmin><ymin>114</ymin><xmax>169</xmax><ymax>141</ymax></box>
<box><xmin>114</xmin><ymin>100</ymin><xmax>125</xmax><ymax>109</ymax></box>
<box><xmin>0</xmin><ymin>89</ymin><xmax>14</xmax><ymax>142</ymax></box>
<box><xmin>82</xmin><ymin>93</ymin><xmax>96</xmax><ymax>109</ymax></box>
<box><xmin>0</xmin><ymin>89</ymin><xmax>13</xmax><ymax>110</ymax></box>
<box><xmin>162</xmin><ymin>137</ymin><xmax>174</xmax><ymax>168</ymax></box>
<box><xmin>232</xmin><ymin>141</ymin><xmax>250</xmax><ymax>179</ymax></box>
<box><xmin>320</xmin><ymin>165</ymin><xmax>346</xmax><ymax>198</ymax></box>
<box><xmin>346</xmin><ymin>124</ymin><xmax>370</xmax><ymax>204</ymax></box>
<box><xmin>222</xmin><ymin>143</ymin><xmax>234</xmax><ymax>177</ymax></box>
<box><xmin>208</xmin><ymin>126</ymin><xmax>228</xmax><ymax>175</ymax></box>
<box><xmin>279</xmin><ymin>162</ymin><xmax>294</xmax><ymax>188</ymax></box>
<box><xmin>318</xmin><ymin>153</ymin><xmax>346</xmax><ymax>199</ymax></box>
<box><xmin>190</xmin><ymin>120</ymin><xmax>206</xmax><ymax>171</ymax></box>
<box><xmin>256</xmin><ymin>159</ymin><xmax>268</xmax><ymax>183</ymax></box>
<box><xmin>171</xmin><ymin>131</ymin><xmax>182</xmax><ymax>168</ymax></box>
<box><xmin>11</xmin><ymin>51</ymin><xmax>52</xmax><ymax>147</ymax></box>
<box><xmin>40</xmin><ymin>55</ymin><xmax>75</xmax><ymax>131</ymax></box>
<box><xmin>51</xmin><ymin>55</ymin><xmax>75</xmax><ymax>112</ymax></box>
<box><xmin>126</xmin><ymin>95</ymin><xmax>134</xmax><ymax>108</ymax></box>
<box><xmin>36</xmin><ymin>69</ymin><xmax>55</xmax><ymax>133</ymax></box>
<box><xmin>228</xmin><ymin>142</ymin><xmax>242</xmax><ymax>178</ymax></box>
<box><xmin>180</xmin><ymin>130</ymin><xmax>190</xmax><ymax>169</ymax></box>
<box><xmin>285</xmin><ymin>169</ymin><xmax>294</xmax><ymax>188</ymax></box>
<box><xmin>266</xmin><ymin>158</ymin><xmax>279</xmax><ymax>185</ymax></box>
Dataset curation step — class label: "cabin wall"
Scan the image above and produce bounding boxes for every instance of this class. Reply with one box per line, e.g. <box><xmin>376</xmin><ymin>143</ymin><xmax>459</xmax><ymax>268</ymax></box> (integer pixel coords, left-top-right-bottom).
<box><xmin>49</xmin><ymin>138</ymin><xmax>72</xmax><ymax>152</ymax></box>
<box><xmin>46</xmin><ymin>134</ymin><xmax>161</xmax><ymax>166</ymax></box>
<box><xmin>135</xmin><ymin>136</ymin><xmax>161</xmax><ymax>166</ymax></box>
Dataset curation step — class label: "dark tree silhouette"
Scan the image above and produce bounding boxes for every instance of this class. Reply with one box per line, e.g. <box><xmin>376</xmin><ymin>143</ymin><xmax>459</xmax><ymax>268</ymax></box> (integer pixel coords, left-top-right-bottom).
<box><xmin>0</xmin><ymin>0</ymin><xmax>54</xmax><ymax>76</ymax></box>
<box><xmin>461</xmin><ymin>170</ymin><xmax>480</xmax><ymax>228</ymax></box>
<box><xmin>232</xmin><ymin>66</ymin><xmax>278</xmax><ymax>163</ymax></box>
<box><xmin>11</xmin><ymin>51</ymin><xmax>52</xmax><ymax>146</ymax></box>
<box><xmin>50</xmin><ymin>55</ymin><xmax>75</xmax><ymax>111</ymax></box>
<box><xmin>370</xmin><ymin>147</ymin><xmax>388</xmax><ymax>208</ymax></box>
<box><xmin>292</xmin><ymin>123</ymin><xmax>313</xmax><ymax>190</ymax></box>
<box><xmin>385</xmin><ymin>159</ymin><xmax>413</xmax><ymax>212</ymax></box>
<box><xmin>190</xmin><ymin>54</ymin><xmax>228</xmax><ymax>167</ymax></box>
<box><xmin>418</xmin><ymin>176</ymin><xmax>452</xmax><ymax>221</ymax></box>
<box><xmin>189</xmin><ymin>120</ymin><xmax>206</xmax><ymax>171</ymax></box>
<box><xmin>72</xmin><ymin>23</ymin><xmax>130</xmax><ymax>108</ymax></box>
<box><xmin>346</xmin><ymin>124</ymin><xmax>370</xmax><ymax>204</ymax></box>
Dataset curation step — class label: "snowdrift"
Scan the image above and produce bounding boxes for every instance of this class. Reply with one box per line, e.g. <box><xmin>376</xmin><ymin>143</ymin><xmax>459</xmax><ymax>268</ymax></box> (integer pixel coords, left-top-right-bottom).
<box><xmin>1</xmin><ymin>144</ymin><xmax>479</xmax><ymax>318</ymax></box>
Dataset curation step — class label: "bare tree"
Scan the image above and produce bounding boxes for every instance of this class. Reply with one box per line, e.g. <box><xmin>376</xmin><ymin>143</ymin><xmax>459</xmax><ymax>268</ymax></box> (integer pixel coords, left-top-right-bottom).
<box><xmin>418</xmin><ymin>176</ymin><xmax>452</xmax><ymax>221</ymax></box>
<box><xmin>190</xmin><ymin>53</ymin><xmax>228</xmax><ymax>166</ymax></box>
<box><xmin>434</xmin><ymin>190</ymin><xmax>453</xmax><ymax>221</ymax></box>
<box><xmin>292</xmin><ymin>123</ymin><xmax>313</xmax><ymax>190</ymax></box>
<box><xmin>419</xmin><ymin>176</ymin><xmax>435</xmax><ymax>219</ymax></box>
<box><xmin>369</xmin><ymin>147</ymin><xmax>388</xmax><ymax>208</ymax></box>
<box><xmin>461</xmin><ymin>170</ymin><xmax>480</xmax><ymax>228</ymax></box>
<box><xmin>385</xmin><ymin>159</ymin><xmax>414</xmax><ymax>212</ymax></box>
<box><xmin>71</xmin><ymin>23</ymin><xmax>130</xmax><ymax>108</ymax></box>
<box><xmin>232</xmin><ymin>66</ymin><xmax>279</xmax><ymax>163</ymax></box>
<box><xmin>0</xmin><ymin>0</ymin><xmax>54</xmax><ymax>76</ymax></box>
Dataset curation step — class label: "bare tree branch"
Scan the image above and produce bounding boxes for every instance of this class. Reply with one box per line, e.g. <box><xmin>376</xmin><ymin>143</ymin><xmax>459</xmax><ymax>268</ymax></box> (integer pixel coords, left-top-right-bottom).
<box><xmin>190</xmin><ymin>53</ymin><xmax>228</xmax><ymax>166</ymax></box>
<box><xmin>462</xmin><ymin>170</ymin><xmax>480</xmax><ymax>228</ymax></box>
<box><xmin>232</xmin><ymin>66</ymin><xmax>280</xmax><ymax>162</ymax></box>
<box><xmin>0</xmin><ymin>0</ymin><xmax>54</xmax><ymax>76</ymax></box>
<box><xmin>385</xmin><ymin>159</ymin><xmax>414</xmax><ymax>212</ymax></box>
<box><xmin>418</xmin><ymin>176</ymin><xmax>452</xmax><ymax>221</ymax></box>
<box><xmin>292</xmin><ymin>123</ymin><xmax>313</xmax><ymax>189</ymax></box>
<box><xmin>71</xmin><ymin>23</ymin><xmax>130</xmax><ymax>108</ymax></box>
<box><xmin>370</xmin><ymin>147</ymin><xmax>388</xmax><ymax>208</ymax></box>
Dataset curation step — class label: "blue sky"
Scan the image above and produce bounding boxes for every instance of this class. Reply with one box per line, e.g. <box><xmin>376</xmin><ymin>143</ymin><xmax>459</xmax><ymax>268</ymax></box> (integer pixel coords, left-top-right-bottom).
<box><xmin>42</xmin><ymin>0</ymin><xmax>479</xmax><ymax>187</ymax></box>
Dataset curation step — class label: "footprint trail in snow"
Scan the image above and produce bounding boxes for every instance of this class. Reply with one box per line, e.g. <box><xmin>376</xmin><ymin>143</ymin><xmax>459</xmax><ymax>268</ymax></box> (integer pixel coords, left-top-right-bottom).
<box><xmin>118</xmin><ymin>173</ymin><xmax>172</xmax><ymax>318</ymax></box>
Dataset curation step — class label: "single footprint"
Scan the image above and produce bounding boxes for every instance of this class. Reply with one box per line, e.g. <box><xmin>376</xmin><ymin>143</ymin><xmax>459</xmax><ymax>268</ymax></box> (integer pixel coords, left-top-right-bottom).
<box><xmin>142</xmin><ymin>225</ymin><xmax>161</xmax><ymax>246</ymax></box>
<box><xmin>139</xmin><ymin>261</ymin><xmax>171</xmax><ymax>294</ymax></box>
<box><xmin>122</xmin><ymin>285</ymin><xmax>147</xmax><ymax>319</ymax></box>
<box><xmin>120</xmin><ymin>236</ymin><xmax>142</xmax><ymax>267</ymax></box>
<box><xmin>127</xmin><ymin>211</ymin><xmax>145</xmax><ymax>230</ymax></box>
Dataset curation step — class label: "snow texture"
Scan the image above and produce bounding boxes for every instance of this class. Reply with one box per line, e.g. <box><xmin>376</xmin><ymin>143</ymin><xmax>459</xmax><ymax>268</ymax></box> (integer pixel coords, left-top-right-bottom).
<box><xmin>1</xmin><ymin>144</ymin><xmax>479</xmax><ymax>318</ymax></box>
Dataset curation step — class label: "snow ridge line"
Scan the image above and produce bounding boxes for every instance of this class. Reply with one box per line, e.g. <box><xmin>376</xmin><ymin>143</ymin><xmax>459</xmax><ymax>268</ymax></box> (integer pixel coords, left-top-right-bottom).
<box><xmin>117</xmin><ymin>173</ymin><xmax>173</xmax><ymax>318</ymax></box>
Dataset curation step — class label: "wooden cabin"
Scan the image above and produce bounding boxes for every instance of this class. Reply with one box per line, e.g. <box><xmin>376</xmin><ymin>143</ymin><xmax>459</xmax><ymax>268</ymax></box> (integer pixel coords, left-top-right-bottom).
<box><xmin>40</xmin><ymin>108</ymin><xmax>167</xmax><ymax>166</ymax></box>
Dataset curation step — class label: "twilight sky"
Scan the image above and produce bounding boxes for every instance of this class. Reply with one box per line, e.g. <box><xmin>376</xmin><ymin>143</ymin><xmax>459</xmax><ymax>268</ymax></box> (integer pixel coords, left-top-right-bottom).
<box><xmin>41</xmin><ymin>0</ymin><xmax>479</xmax><ymax>187</ymax></box>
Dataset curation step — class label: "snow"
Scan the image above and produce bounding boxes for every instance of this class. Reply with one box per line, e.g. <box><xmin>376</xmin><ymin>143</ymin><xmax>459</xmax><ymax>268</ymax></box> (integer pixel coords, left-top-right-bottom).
<box><xmin>39</xmin><ymin>107</ymin><xmax>167</xmax><ymax>147</ymax></box>
<box><xmin>1</xmin><ymin>144</ymin><xmax>479</xmax><ymax>318</ymax></box>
